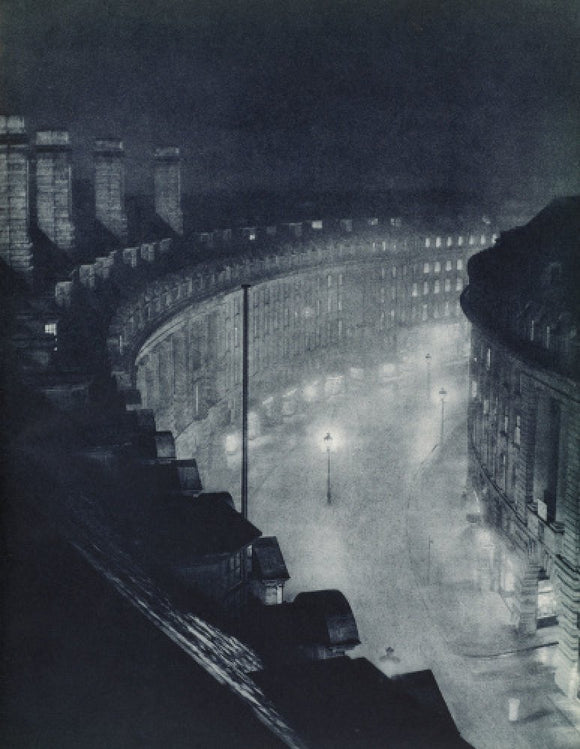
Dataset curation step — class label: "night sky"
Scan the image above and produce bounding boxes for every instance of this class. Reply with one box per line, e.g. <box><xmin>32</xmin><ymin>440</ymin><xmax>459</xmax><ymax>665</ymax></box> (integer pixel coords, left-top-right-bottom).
<box><xmin>1</xmin><ymin>0</ymin><xmax>579</xmax><ymax>201</ymax></box>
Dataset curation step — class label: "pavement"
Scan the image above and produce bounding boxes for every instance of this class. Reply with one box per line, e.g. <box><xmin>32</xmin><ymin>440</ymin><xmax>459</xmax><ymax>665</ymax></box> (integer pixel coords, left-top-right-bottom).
<box><xmin>187</xmin><ymin>368</ymin><xmax>580</xmax><ymax>749</ymax></box>
<box><xmin>405</xmin><ymin>414</ymin><xmax>580</xmax><ymax>744</ymax></box>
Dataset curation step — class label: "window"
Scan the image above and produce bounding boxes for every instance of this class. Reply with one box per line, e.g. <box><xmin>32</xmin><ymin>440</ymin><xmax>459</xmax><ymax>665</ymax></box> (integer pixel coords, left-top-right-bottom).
<box><xmin>425</xmin><ymin>238</ymin><xmax>431</xmax><ymax>248</ymax></box>
<box><xmin>444</xmin><ymin>301</ymin><xmax>450</xmax><ymax>316</ymax></box>
<box><xmin>480</xmin><ymin>234</ymin><xmax>486</xmax><ymax>245</ymax></box>
<box><xmin>456</xmin><ymin>278</ymin><xmax>463</xmax><ymax>291</ymax></box>
<box><xmin>392</xmin><ymin>266</ymin><xmax>397</xmax><ymax>278</ymax></box>
<box><xmin>530</xmin><ymin>320</ymin><xmax>535</xmax><ymax>342</ymax></box>
<box><xmin>445</xmin><ymin>259</ymin><xmax>452</xmax><ymax>271</ymax></box>
<box><xmin>447</xmin><ymin>236</ymin><xmax>453</xmax><ymax>247</ymax></box>
<box><xmin>423</xmin><ymin>281</ymin><xmax>429</xmax><ymax>295</ymax></box>
<box><xmin>434</xmin><ymin>280</ymin><xmax>440</xmax><ymax>294</ymax></box>
<box><xmin>412</xmin><ymin>283</ymin><xmax>418</xmax><ymax>297</ymax></box>
<box><xmin>514</xmin><ymin>414</ymin><xmax>521</xmax><ymax>445</ymax></box>
<box><xmin>338</xmin><ymin>273</ymin><xmax>343</xmax><ymax>286</ymax></box>
<box><xmin>423</xmin><ymin>262</ymin><xmax>430</xmax><ymax>274</ymax></box>
<box><xmin>486</xmin><ymin>347</ymin><xmax>491</xmax><ymax>370</ymax></box>
<box><xmin>435</xmin><ymin>236</ymin><xmax>442</xmax><ymax>248</ymax></box>
<box><xmin>44</xmin><ymin>322</ymin><xmax>57</xmax><ymax>337</ymax></box>
<box><xmin>422</xmin><ymin>304</ymin><xmax>428</xmax><ymax>321</ymax></box>
<box><xmin>458</xmin><ymin>236</ymin><xmax>464</xmax><ymax>246</ymax></box>
<box><xmin>469</xmin><ymin>235</ymin><xmax>475</xmax><ymax>246</ymax></box>
<box><xmin>457</xmin><ymin>258</ymin><xmax>464</xmax><ymax>271</ymax></box>
<box><xmin>445</xmin><ymin>278</ymin><xmax>451</xmax><ymax>292</ymax></box>
<box><xmin>503</xmin><ymin>407</ymin><xmax>509</xmax><ymax>432</ymax></box>
<box><xmin>545</xmin><ymin>325</ymin><xmax>551</xmax><ymax>349</ymax></box>
<box><xmin>327</xmin><ymin>274</ymin><xmax>332</xmax><ymax>288</ymax></box>
<box><xmin>434</xmin><ymin>261</ymin><xmax>441</xmax><ymax>273</ymax></box>
<box><xmin>471</xmin><ymin>380</ymin><xmax>478</xmax><ymax>398</ymax></box>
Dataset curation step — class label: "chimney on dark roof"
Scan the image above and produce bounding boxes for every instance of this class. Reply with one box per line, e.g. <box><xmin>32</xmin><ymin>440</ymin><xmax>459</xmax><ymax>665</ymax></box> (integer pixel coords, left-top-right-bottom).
<box><xmin>154</xmin><ymin>147</ymin><xmax>183</xmax><ymax>235</ymax></box>
<box><xmin>35</xmin><ymin>129</ymin><xmax>75</xmax><ymax>252</ymax></box>
<box><xmin>0</xmin><ymin>115</ymin><xmax>34</xmax><ymax>280</ymax></box>
<box><xmin>93</xmin><ymin>138</ymin><xmax>128</xmax><ymax>242</ymax></box>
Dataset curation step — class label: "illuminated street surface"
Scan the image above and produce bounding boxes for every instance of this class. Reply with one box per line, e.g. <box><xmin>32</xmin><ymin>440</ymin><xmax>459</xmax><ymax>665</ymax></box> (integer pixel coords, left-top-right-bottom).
<box><xmin>205</xmin><ymin>364</ymin><xmax>580</xmax><ymax>749</ymax></box>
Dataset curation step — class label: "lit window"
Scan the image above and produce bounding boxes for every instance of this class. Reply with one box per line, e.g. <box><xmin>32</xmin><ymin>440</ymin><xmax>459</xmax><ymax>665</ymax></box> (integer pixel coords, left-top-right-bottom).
<box><xmin>424</xmin><ymin>262</ymin><xmax>430</xmax><ymax>274</ymax></box>
<box><xmin>471</xmin><ymin>380</ymin><xmax>478</xmax><ymax>398</ymax></box>
<box><xmin>425</xmin><ymin>238</ymin><xmax>431</xmax><ymax>248</ymax></box>
<box><xmin>434</xmin><ymin>261</ymin><xmax>441</xmax><ymax>273</ymax></box>
<box><xmin>447</xmin><ymin>236</ymin><xmax>453</xmax><ymax>247</ymax></box>
<box><xmin>469</xmin><ymin>235</ymin><xmax>475</xmax><ymax>246</ymax></box>
<box><xmin>486</xmin><ymin>347</ymin><xmax>491</xmax><ymax>370</ymax></box>
<box><xmin>434</xmin><ymin>280</ymin><xmax>440</xmax><ymax>294</ymax></box>
<box><xmin>480</xmin><ymin>235</ymin><xmax>486</xmax><ymax>245</ymax></box>
<box><xmin>457</xmin><ymin>259</ymin><xmax>463</xmax><ymax>270</ymax></box>
<box><xmin>44</xmin><ymin>322</ymin><xmax>57</xmax><ymax>337</ymax></box>
<box><xmin>423</xmin><ymin>281</ymin><xmax>429</xmax><ymax>295</ymax></box>
<box><xmin>458</xmin><ymin>236</ymin><xmax>464</xmax><ymax>246</ymax></box>
<box><xmin>445</xmin><ymin>259</ymin><xmax>452</xmax><ymax>271</ymax></box>
<box><xmin>445</xmin><ymin>278</ymin><xmax>451</xmax><ymax>292</ymax></box>
<box><xmin>435</xmin><ymin>236</ymin><xmax>442</xmax><ymax>248</ymax></box>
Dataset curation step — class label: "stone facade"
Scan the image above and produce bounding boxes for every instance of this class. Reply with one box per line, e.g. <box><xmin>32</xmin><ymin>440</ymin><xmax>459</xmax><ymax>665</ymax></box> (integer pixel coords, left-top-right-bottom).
<box><xmin>93</xmin><ymin>138</ymin><xmax>128</xmax><ymax>241</ymax></box>
<box><xmin>35</xmin><ymin>130</ymin><xmax>75</xmax><ymax>251</ymax></box>
<box><xmin>154</xmin><ymin>146</ymin><xmax>183</xmax><ymax>235</ymax></box>
<box><xmin>462</xmin><ymin>198</ymin><xmax>580</xmax><ymax>698</ymax></box>
<box><xmin>0</xmin><ymin>115</ymin><xmax>33</xmax><ymax>279</ymax></box>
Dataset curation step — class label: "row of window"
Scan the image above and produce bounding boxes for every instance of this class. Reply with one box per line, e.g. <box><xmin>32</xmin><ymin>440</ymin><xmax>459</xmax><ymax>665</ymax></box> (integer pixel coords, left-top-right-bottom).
<box><xmin>425</xmin><ymin>234</ymin><xmax>494</xmax><ymax>249</ymax></box>
<box><xmin>411</xmin><ymin>278</ymin><xmax>463</xmax><ymax>296</ymax></box>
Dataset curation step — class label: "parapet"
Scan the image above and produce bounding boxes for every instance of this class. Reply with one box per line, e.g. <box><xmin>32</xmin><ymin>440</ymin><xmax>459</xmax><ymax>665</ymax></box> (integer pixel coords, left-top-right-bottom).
<box><xmin>94</xmin><ymin>138</ymin><xmax>125</xmax><ymax>155</ymax></box>
<box><xmin>154</xmin><ymin>146</ymin><xmax>180</xmax><ymax>161</ymax></box>
<box><xmin>35</xmin><ymin>130</ymin><xmax>71</xmax><ymax>149</ymax></box>
<box><xmin>0</xmin><ymin>115</ymin><xmax>27</xmax><ymax>136</ymax></box>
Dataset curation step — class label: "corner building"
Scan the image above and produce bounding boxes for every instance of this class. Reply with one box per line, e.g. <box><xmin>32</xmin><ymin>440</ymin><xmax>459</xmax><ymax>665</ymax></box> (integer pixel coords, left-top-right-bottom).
<box><xmin>461</xmin><ymin>197</ymin><xmax>580</xmax><ymax>698</ymax></box>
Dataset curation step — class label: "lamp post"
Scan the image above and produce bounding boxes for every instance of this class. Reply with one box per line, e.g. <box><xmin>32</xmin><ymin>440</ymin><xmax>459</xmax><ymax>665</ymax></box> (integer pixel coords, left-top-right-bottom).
<box><xmin>439</xmin><ymin>388</ymin><xmax>447</xmax><ymax>444</ymax></box>
<box><xmin>425</xmin><ymin>353</ymin><xmax>432</xmax><ymax>399</ymax></box>
<box><xmin>324</xmin><ymin>431</ymin><xmax>333</xmax><ymax>504</ymax></box>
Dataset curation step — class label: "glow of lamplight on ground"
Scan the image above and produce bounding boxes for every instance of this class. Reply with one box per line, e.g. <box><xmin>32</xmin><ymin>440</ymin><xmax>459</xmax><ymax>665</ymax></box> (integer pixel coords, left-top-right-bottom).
<box><xmin>302</xmin><ymin>380</ymin><xmax>320</xmax><ymax>402</ymax></box>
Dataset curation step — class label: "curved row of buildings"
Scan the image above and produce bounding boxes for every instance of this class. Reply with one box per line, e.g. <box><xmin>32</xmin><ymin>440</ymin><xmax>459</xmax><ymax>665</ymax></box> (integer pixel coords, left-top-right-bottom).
<box><xmin>3</xmin><ymin>110</ymin><xmax>579</xmax><ymax>739</ymax></box>
<box><xmin>462</xmin><ymin>197</ymin><xmax>580</xmax><ymax>698</ymax></box>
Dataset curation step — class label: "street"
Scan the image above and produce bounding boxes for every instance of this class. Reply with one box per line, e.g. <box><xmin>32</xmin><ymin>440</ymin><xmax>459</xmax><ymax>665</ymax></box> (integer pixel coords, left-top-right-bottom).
<box><xmin>202</xmin><ymin>364</ymin><xmax>580</xmax><ymax>749</ymax></box>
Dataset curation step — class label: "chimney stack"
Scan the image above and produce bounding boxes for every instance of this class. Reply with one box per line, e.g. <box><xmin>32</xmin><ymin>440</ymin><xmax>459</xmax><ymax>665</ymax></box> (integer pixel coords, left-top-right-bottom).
<box><xmin>35</xmin><ymin>130</ymin><xmax>75</xmax><ymax>252</ymax></box>
<box><xmin>154</xmin><ymin>147</ymin><xmax>183</xmax><ymax>235</ymax></box>
<box><xmin>93</xmin><ymin>138</ymin><xmax>127</xmax><ymax>241</ymax></box>
<box><xmin>0</xmin><ymin>115</ymin><xmax>33</xmax><ymax>279</ymax></box>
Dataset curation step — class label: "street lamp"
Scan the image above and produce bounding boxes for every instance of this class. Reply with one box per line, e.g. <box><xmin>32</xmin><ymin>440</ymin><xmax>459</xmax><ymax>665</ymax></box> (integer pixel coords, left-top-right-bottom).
<box><xmin>425</xmin><ymin>353</ymin><xmax>432</xmax><ymax>398</ymax></box>
<box><xmin>439</xmin><ymin>388</ymin><xmax>447</xmax><ymax>444</ymax></box>
<box><xmin>323</xmin><ymin>431</ymin><xmax>333</xmax><ymax>504</ymax></box>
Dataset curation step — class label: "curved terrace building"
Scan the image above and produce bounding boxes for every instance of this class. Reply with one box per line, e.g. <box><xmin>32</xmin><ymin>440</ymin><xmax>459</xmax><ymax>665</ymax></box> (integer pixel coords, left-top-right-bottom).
<box><xmin>461</xmin><ymin>197</ymin><xmax>580</xmax><ymax>698</ymax></box>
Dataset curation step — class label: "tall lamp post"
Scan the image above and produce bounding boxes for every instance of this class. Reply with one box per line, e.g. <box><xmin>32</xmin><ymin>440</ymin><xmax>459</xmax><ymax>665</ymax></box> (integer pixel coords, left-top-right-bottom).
<box><xmin>324</xmin><ymin>432</ymin><xmax>333</xmax><ymax>504</ymax></box>
<box><xmin>439</xmin><ymin>388</ymin><xmax>447</xmax><ymax>444</ymax></box>
<box><xmin>425</xmin><ymin>353</ymin><xmax>432</xmax><ymax>399</ymax></box>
